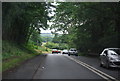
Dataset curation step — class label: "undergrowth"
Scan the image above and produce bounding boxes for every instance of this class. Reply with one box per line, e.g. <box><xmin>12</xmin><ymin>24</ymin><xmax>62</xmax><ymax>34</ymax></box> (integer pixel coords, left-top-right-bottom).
<box><xmin>2</xmin><ymin>41</ymin><xmax>41</xmax><ymax>72</ymax></box>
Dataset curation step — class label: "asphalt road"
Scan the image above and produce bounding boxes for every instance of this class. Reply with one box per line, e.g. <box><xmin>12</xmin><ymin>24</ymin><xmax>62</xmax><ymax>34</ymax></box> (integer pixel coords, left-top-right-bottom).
<box><xmin>3</xmin><ymin>54</ymin><xmax>119</xmax><ymax>80</ymax></box>
<box><xmin>71</xmin><ymin>55</ymin><xmax>120</xmax><ymax>80</ymax></box>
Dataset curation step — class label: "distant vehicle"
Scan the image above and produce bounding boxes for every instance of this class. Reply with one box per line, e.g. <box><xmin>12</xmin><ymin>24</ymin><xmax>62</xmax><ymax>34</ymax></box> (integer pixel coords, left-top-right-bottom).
<box><xmin>58</xmin><ymin>50</ymin><xmax>61</xmax><ymax>53</ymax></box>
<box><xmin>100</xmin><ymin>48</ymin><xmax>120</xmax><ymax>68</ymax></box>
<box><xmin>52</xmin><ymin>49</ymin><xmax>61</xmax><ymax>54</ymax></box>
<box><xmin>62</xmin><ymin>49</ymin><xmax>69</xmax><ymax>54</ymax></box>
<box><xmin>68</xmin><ymin>48</ymin><xmax>78</xmax><ymax>56</ymax></box>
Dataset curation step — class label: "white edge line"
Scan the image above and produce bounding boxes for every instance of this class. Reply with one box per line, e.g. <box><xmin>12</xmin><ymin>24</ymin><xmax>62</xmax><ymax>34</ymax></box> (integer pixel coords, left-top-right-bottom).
<box><xmin>65</xmin><ymin>55</ymin><xmax>118</xmax><ymax>81</ymax></box>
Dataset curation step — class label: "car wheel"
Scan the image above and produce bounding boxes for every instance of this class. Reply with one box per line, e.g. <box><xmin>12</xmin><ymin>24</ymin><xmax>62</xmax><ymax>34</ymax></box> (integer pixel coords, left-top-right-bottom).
<box><xmin>100</xmin><ymin>62</ymin><xmax>103</xmax><ymax>67</ymax></box>
<box><xmin>68</xmin><ymin>54</ymin><xmax>70</xmax><ymax>56</ymax></box>
<box><xmin>75</xmin><ymin>54</ymin><xmax>78</xmax><ymax>56</ymax></box>
<box><xmin>106</xmin><ymin>61</ymin><xmax>110</xmax><ymax>69</ymax></box>
<box><xmin>100</xmin><ymin>60</ymin><xmax>103</xmax><ymax>67</ymax></box>
<box><xmin>106</xmin><ymin>63</ymin><xmax>110</xmax><ymax>69</ymax></box>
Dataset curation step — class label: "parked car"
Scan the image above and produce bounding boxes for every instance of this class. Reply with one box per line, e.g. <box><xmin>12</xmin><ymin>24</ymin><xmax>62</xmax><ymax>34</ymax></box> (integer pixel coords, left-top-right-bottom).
<box><xmin>100</xmin><ymin>48</ymin><xmax>120</xmax><ymax>68</ymax></box>
<box><xmin>58</xmin><ymin>50</ymin><xmax>61</xmax><ymax>53</ymax></box>
<box><xmin>52</xmin><ymin>49</ymin><xmax>61</xmax><ymax>54</ymax></box>
<box><xmin>62</xmin><ymin>49</ymin><xmax>69</xmax><ymax>54</ymax></box>
<box><xmin>68</xmin><ymin>48</ymin><xmax>78</xmax><ymax>56</ymax></box>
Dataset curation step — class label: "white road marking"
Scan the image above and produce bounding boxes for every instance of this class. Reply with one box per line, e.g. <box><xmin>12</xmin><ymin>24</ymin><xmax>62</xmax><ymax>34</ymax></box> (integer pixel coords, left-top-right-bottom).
<box><xmin>65</xmin><ymin>55</ymin><xmax>119</xmax><ymax>81</ymax></box>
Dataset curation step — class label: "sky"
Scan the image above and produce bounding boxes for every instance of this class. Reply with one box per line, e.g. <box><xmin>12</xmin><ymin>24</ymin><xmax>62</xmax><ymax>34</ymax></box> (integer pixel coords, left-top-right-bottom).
<box><xmin>40</xmin><ymin>2</ymin><xmax>60</xmax><ymax>34</ymax></box>
<box><xmin>40</xmin><ymin>28</ymin><xmax>64</xmax><ymax>34</ymax></box>
<box><xmin>40</xmin><ymin>28</ymin><xmax>54</xmax><ymax>33</ymax></box>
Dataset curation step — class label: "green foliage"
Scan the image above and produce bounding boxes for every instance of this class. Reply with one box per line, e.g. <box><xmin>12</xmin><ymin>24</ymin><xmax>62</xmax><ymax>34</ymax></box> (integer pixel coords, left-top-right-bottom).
<box><xmin>41</xmin><ymin>33</ymin><xmax>54</xmax><ymax>42</ymax></box>
<box><xmin>3</xmin><ymin>54</ymin><xmax>35</xmax><ymax>72</ymax></box>
<box><xmin>2</xmin><ymin>40</ymin><xmax>41</xmax><ymax>72</ymax></box>
<box><xmin>52</xmin><ymin>33</ymin><xmax>60</xmax><ymax>43</ymax></box>
<box><xmin>38</xmin><ymin>46</ymin><xmax>47</xmax><ymax>51</ymax></box>
<box><xmin>41</xmin><ymin>36</ymin><xmax>53</xmax><ymax>42</ymax></box>
<box><xmin>44</xmin><ymin>42</ymin><xmax>68</xmax><ymax>50</ymax></box>
<box><xmin>50</xmin><ymin>2</ymin><xmax>120</xmax><ymax>55</ymax></box>
<box><xmin>59</xmin><ymin>43</ymin><xmax>69</xmax><ymax>50</ymax></box>
<box><xmin>44</xmin><ymin>42</ymin><xmax>59</xmax><ymax>49</ymax></box>
<box><xmin>2</xmin><ymin>41</ymin><xmax>23</xmax><ymax>60</ymax></box>
<box><xmin>2</xmin><ymin>41</ymin><xmax>38</xmax><ymax>60</ymax></box>
<box><xmin>52</xmin><ymin>34</ymin><xmax>69</xmax><ymax>45</ymax></box>
<box><xmin>38</xmin><ymin>46</ymin><xmax>52</xmax><ymax>53</ymax></box>
<box><xmin>29</xmin><ymin>30</ymin><xmax>42</xmax><ymax>46</ymax></box>
<box><xmin>2</xmin><ymin>2</ymin><xmax>48</xmax><ymax>44</ymax></box>
<box><xmin>24</xmin><ymin>41</ymin><xmax>39</xmax><ymax>53</ymax></box>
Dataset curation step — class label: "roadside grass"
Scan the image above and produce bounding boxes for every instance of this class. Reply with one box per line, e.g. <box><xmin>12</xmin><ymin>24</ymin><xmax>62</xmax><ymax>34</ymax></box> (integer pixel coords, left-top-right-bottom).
<box><xmin>38</xmin><ymin>46</ymin><xmax>52</xmax><ymax>54</ymax></box>
<box><xmin>2</xmin><ymin>41</ymin><xmax>41</xmax><ymax>72</ymax></box>
<box><xmin>3</xmin><ymin>54</ymin><xmax>36</xmax><ymax>72</ymax></box>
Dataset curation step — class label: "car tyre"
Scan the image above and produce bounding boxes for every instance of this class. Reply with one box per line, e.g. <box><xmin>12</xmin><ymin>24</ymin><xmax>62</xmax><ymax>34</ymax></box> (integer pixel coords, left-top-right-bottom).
<box><xmin>106</xmin><ymin>61</ymin><xmax>110</xmax><ymax>69</ymax></box>
<box><xmin>100</xmin><ymin>60</ymin><xmax>103</xmax><ymax>67</ymax></box>
<box><xmin>75</xmin><ymin>54</ymin><xmax>78</xmax><ymax>56</ymax></box>
<box><xmin>106</xmin><ymin>63</ymin><xmax>110</xmax><ymax>69</ymax></box>
<box><xmin>100</xmin><ymin>62</ymin><xmax>103</xmax><ymax>67</ymax></box>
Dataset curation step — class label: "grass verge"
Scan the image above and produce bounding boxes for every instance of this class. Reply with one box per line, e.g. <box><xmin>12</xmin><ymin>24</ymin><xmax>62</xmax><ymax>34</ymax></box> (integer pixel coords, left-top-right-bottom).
<box><xmin>2</xmin><ymin>54</ymin><xmax>36</xmax><ymax>72</ymax></box>
<box><xmin>37</xmin><ymin>46</ymin><xmax>52</xmax><ymax>54</ymax></box>
<box><xmin>2</xmin><ymin>41</ymin><xmax>41</xmax><ymax>72</ymax></box>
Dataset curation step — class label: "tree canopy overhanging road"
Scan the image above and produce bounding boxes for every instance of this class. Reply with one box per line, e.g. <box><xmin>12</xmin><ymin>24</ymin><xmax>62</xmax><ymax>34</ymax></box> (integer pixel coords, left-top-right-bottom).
<box><xmin>2</xmin><ymin>2</ymin><xmax>120</xmax><ymax>80</ymax></box>
<box><xmin>3</xmin><ymin>2</ymin><xmax>120</xmax><ymax>55</ymax></box>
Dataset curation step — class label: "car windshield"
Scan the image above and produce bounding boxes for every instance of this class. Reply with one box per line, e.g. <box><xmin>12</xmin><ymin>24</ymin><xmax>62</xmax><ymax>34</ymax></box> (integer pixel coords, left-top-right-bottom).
<box><xmin>109</xmin><ymin>49</ymin><xmax>120</xmax><ymax>55</ymax></box>
<box><xmin>71</xmin><ymin>50</ymin><xmax>76</xmax><ymax>51</ymax></box>
<box><xmin>63</xmin><ymin>50</ymin><xmax>68</xmax><ymax>51</ymax></box>
<box><xmin>52</xmin><ymin>49</ymin><xmax>57</xmax><ymax>51</ymax></box>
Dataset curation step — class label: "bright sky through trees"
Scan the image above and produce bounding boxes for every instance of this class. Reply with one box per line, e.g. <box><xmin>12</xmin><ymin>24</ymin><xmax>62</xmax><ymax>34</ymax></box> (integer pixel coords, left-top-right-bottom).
<box><xmin>40</xmin><ymin>2</ymin><xmax>60</xmax><ymax>34</ymax></box>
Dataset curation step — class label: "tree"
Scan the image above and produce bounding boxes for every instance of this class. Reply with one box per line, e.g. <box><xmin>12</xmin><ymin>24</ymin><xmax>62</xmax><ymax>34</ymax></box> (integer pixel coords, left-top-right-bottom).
<box><xmin>29</xmin><ymin>30</ymin><xmax>42</xmax><ymax>46</ymax></box>
<box><xmin>50</xmin><ymin>2</ymin><xmax>120</xmax><ymax>55</ymax></box>
<box><xmin>2</xmin><ymin>2</ymin><xmax>48</xmax><ymax>44</ymax></box>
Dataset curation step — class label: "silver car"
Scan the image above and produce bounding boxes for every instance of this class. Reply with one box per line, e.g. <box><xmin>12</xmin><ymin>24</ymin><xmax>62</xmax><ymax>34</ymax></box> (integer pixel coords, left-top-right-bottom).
<box><xmin>68</xmin><ymin>48</ymin><xmax>78</xmax><ymax>56</ymax></box>
<box><xmin>62</xmin><ymin>49</ymin><xmax>69</xmax><ymax>54</ymax></box>
<box><xmin>100</xmin><ymin>48</ymin><xmax>120</xmax><ymax>68</ymax></box>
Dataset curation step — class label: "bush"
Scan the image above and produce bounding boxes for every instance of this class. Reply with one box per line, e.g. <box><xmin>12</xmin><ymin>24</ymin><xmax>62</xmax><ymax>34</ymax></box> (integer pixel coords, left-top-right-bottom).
<box><xmin>44</xmin><ymin>42</ymin><xmax>59</xmax><ymax>49</ymax></box>
<box><xmin>2</xmin><ymin>40</ymin><xmax>40</xmax><ymax>72</ymax></box>
<box><xmin>44</xmin><ymin>42</ymin><xmax>69</xmax><ymax>50</ymax></box>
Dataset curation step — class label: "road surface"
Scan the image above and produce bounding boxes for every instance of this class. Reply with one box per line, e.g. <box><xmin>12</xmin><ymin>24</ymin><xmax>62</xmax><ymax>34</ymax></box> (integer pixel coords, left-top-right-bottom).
<box><xmin>3</xmin><ymin>54</ymin><xmax>120</xmax><ymax>80</ymax></box>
